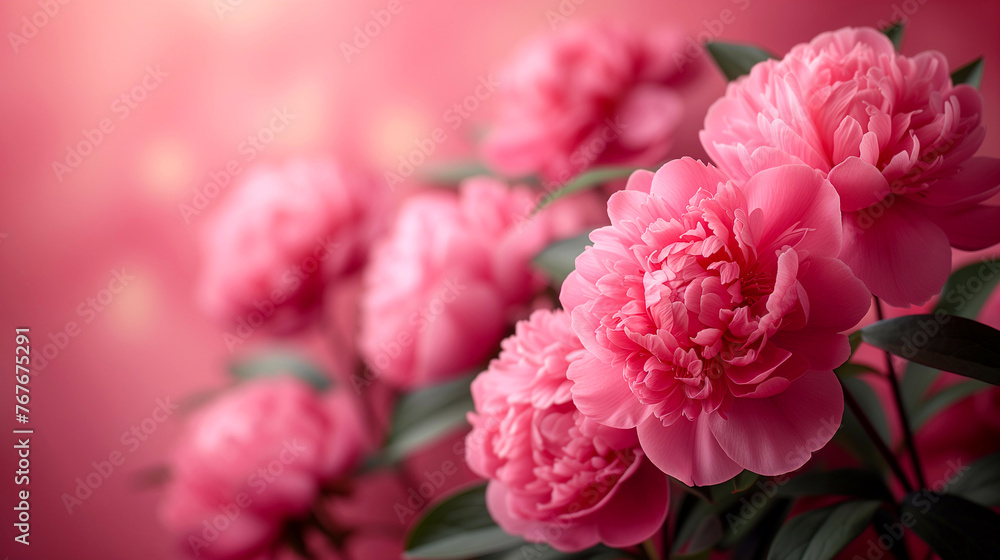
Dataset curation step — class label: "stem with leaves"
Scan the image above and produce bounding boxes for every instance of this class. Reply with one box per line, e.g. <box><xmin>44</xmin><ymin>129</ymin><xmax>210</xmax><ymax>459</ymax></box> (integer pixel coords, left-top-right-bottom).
<box><xmin>873</xmin><ymin>298</ymin><xmax>928</xmax><ymax>490</ymax></box>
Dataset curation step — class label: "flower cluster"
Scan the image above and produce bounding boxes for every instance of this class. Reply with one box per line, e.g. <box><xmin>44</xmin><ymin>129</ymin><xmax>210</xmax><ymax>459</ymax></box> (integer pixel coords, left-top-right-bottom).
<box><xmin>166</xmin><ymin>20</ymin><xmax>1000</xmax><ymax>560</ymax></box>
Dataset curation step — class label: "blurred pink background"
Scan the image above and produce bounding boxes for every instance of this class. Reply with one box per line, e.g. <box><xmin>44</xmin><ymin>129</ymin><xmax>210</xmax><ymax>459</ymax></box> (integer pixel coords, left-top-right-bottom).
<box><xmin>1</xmin><ymin>0</ymin><xmax>998</xmax><ymax>558</ymax></box>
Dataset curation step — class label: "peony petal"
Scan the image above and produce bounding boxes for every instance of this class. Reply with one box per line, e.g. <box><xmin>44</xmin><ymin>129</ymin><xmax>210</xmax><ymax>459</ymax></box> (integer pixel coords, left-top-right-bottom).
<box><xmin>594</xmin><ymin>456</ymin><xmax>670</xmax><ymax>548</ymax></box>
<box><xmin>625</xmin><ymin>169</ymin><xmax>655</xmax><ymax>194</ymax></box>
<box><xmin>637</xmin><ymin>415</ymin><xmax>743</xmax><ymax>487</ymax></box>
<box><xmin>567</xmin><ymin>352</ymin><xmax>650</xmax><ymax>429</ymax></box>
<box><xmin>649</xmin><ymin>158</ymin><xmax>730</xmax><ymax>215</ymax></box>
<box><xmin>741</xmin><ymin>164</ymin><xmax>843</xmax><ymax>258</ymax></box>
<box><xmin>840</xmin><ymin>201</ymin><xmax>951</xmax><ymax>306</ymax></box>
<box><xmin>828</xmin><ymin>157</ymin><xmax>893</xmax><ymax>212</ymax></box>
<box><xmin>920</xmin><ymin>202</ymin><xmax>1000</xmax><ymax>251</ymax></box>
<box><xmin>795</xmin><ymin>256</ymin><xmax>871</xmax><ymax>331</ymax></box>
<box><xmin>918</xmin><ymin>157</ymin><xmax>1000</xmax><ymax>206</ymax></box>
<box><xmin>708</xmin><ymin>370</ymin><xmax>843</xmax><ymax>476</ymax></box>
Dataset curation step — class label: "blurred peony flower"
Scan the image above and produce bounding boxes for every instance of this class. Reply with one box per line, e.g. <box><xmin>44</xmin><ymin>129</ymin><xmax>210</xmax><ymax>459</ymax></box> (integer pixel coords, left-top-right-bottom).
<box><xmin>700</xmin><ymin>27</ymin><xmax>1000</xmax><ymax>306</ymax></box>
<box><xmin>160</xmin><ymin>377</ymin><xmax>366</xmax><ymax>559</ymax></box>
<box><xmin>358</xmin><ymin>177</ymin><xmax>603</xmax><ymax>389</ymax></box>
<box><xmin>466</xmin><ymin>309</ymin><xmax>669</xmax><ymax>552</ymax></box>
<box><xmin>560</xmin><ymin>158</ymin><xmax>870</xmax><ymax>486</ymax></box>
<box><xmin>483</xmin><ymin>22</ymin><xmax>695</xmax><ymax>187</ymax></box>
<box><xmin>198</xmin><ymin>158</ymin><xmax>387</xmax><ymax>333</ymax></box>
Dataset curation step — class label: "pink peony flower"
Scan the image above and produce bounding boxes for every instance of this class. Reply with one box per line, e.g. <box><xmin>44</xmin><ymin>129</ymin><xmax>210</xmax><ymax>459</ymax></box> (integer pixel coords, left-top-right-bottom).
<box><xmin>160</xmin><ymin>377</ymin><xmax>366</xmax><ymax>559</ymax></box>
<box><xmin>700</xmin><ymin>27</ymin><xmax>1000</xmax><ymax>306</ymax></box>
<box><xmin>483</xmin><ymin>23</ymin><xmax>695</xmax><ymax>187</ymax></box>
<box><xmin>198</xmin><ymin>158</ymin><xmax>387</xmax><ymax>332</ymax></box>
<box><xmin>560</xmin><ymin>158</ymin><xmax>871</xmax><ymax>486</ymax></box>
<box><xmin>359</xmin><ymin>177</ymin><xmax>603</xmax><ymax>389</ymax></box>
<box><xmin>466</xmin><ymin>309</ymin><xmax>669</xmax><ymax>552</ymax></box>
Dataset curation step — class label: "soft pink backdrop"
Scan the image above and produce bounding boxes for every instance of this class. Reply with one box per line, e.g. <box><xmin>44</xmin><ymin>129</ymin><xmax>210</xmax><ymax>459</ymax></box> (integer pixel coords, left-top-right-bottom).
<box><xmin>1</xmin><ymin>0</ymin><xmax>998</xmax><ymax>558</ymax></box>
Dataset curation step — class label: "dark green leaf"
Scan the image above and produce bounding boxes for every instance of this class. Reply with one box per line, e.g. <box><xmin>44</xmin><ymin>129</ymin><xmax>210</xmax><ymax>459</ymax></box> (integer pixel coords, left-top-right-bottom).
<box><xmin>935</xmin><ymin>258</ymin><xmax>1000</xmax><ymax>318</ymax></box>
<box><xmin>675</xmin><ymin>514</ymin><xmax>724</xmax><ymax>558</ymax></box>
<box><xmin>533</xmin><ymin>231</ymin><xmax>592</xmax><ymax>286</ymax></box>
<box><xmin>487</xmin><ymin>544</ymin><xmax>629</xmax><ymax>560</ymax></box>
<box><xmin>901</xmin><ymin>492</ymin><xmax>1000</xmax><ymax>560</ymax></box>
<box><xmin>705</xmin><ymin>42</ymin><xmax>776</xmax><ymax>81</ymax></box>
<box><xmin>405</xmin><ymin>484</ymin><xmax>523</xmax><ymax>559</ymax></box>
<box><xmin>776</xmin><ymin>469</ymin><xmax>893</xmax><ymax>502</ymax></box>
<box><xmin>881</xmin><ymin>22</ymin><xmax>905</xmax><ymax>51</ymax></box>
<box><xmin>912</xmin><ymin>379</ymin><xmax>988</xmax><ymax>428</ymax></box>
<box><xmin>535</xmin><ymin>166</ymin><xmax>640</xmax><ymax>211</ymax></box>
<box><xmin>419</xmin><ymin>160</ymin><xmax>494</xmax><ymax>186</ymax></box>
<box><xmin>834</xmin><ymin>362</ymin><xmax>878</xmax><ymax>377</ymax></box>
<box><xmin>848</xmin><ymin>331</ymin><xmax>863</xmax><ymax>356</ymax></box>
<box><xmin>946</xmin><ymin>452</ymin><xmax>1000</xmax><ymax>507</ymax></box>
<box><xmin>380</xmin><ymin>374</ymin><xmax>476</xmax><ymax>464</ymax></box>
<box><xmin>710</xmin><ymin>471</ymin><xmax>761</xmax><ymax>504</ymax></box>
<box><xmin>872</xmin><ymin>509</ymin><xmax>912</xmax><ymax>560</ymax></box>
<box><xmin>902</xmin><ymin>362</ymin><xmax>939</xmax><ymax>417</ymax></box>
<box><xmin>766</xmin><ymin>500</ymin><xmax>880</xmax><ymax>560</ymax></box>
<box><xmin>951</xmin><ymin>57</ymin><xmax>984</xmax><ymax>89</ymax></box>
<box><xmin>860</xmin><ymin>315</ymin><xmax>1000</xmax><ymax>385</ymax></box>
<box><xmin>229</xmin><ymin>352</ymin><xmax>331</xmax><ymax>391</ymax></box>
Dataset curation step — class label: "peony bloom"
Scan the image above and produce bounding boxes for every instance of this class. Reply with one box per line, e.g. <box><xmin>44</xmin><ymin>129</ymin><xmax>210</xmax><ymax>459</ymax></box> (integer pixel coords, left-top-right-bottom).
<box><xmin>359</xmin><ymin>177</ymin><xmax>603</xmax><ymax>389</ymax></box>
<box><xmin>160</xmin><ymin>377</ymin><xmax>366</xmax><ymax>560</ymax></box>
<box><xmin>700</xmin><ymin>27</ymin><xmax>1000</xmax><ymax>306</ymax></box>
<box><xmin>466</xmin><ymin>309</ymin><xmax>669</xmax><ymax>552</ymax></box>
<box><xmin>483</xmin><ymin>23</ymin><xmax>695</xmax><ymax>187</ymax></box>
<box><xmin>199</xmin><ymin>159</ymin><xmax>387</xmax><ymax>332</ymax></box>
<box><xmin>560</xmin><ymin>158</ymin><xmax>870</xmax><ymax>486</ymax></box>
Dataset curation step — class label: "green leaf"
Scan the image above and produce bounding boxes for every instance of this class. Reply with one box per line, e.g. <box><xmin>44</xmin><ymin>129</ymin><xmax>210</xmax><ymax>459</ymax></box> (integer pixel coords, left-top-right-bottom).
<box><xmin>911</xmin><ymin>379</ymin><xmax>988</xmax><ymax>428</ymax></box>
<box><xmin>418</xmin><ymin>160</ymin><xmax>495</xmax><ymax>186</ymax></box>
<box><xmin>881</xmin><ymin>21</ymin><xmax>905</xmax><ymax>51</ymax></box>
<box><xmin>379</xmin><ymin>374</ymin><xmax>476</xmax><ymax>464</ymax></box>
<box><xmin>946</xmin><ymin>452</ymin><xmax>1000</xmax><ymax>507</ymax></box>
<box><xmin>674</xmin><ymin>514</ymin><xmax>723</xmax><ymax>558</ymax></box>
<box><xmin>901</xmin><ymin>361</ymin><xmax>939</xmax><ymax>416</ymax></box>
<box><xmin>710</xmin><ymin>470</ymin><xmax>760</xmax><ymax>504</ymax></box>
<box><xmin>405</xmin><ymin>484</ymin><xmax>523</xmax><ymax>559</ymax></box>
<box><xmin>951</xmin><ymin>57</ymin><xmax>984</xmax><ymax>88</ymax></box>
<box><xmin>486</xmin><ymin>545</ymin><xmax>630</xmax><ymax>560</ymax></box>
<box><xmin>934</xmin><ymin>258</ymin><xmax>1000</xmax><ymax>318</ymax></box>
<box><xmin>766</xmin><ymin>500</ymin><xmax>880</xmax><ymax>560</ymax></box>
<box><xmin>533</xmin><ymin>231</ymin><xmax>593</xmax><ymax>287</ymax></box>
<box><xmin>229</xmin><ymin>351</ymin><xmax>331</xmax><ymax>391</ymax></box>
<box><xmin>860</xmin><ymin>315</ymin><xmax>1000</xmax><ymax>385</ymax></box>
<box><xmin>901</xmin><ymin>492</ymin><xmax>1000</xmax><ymax>560</ymax></box>
<box><xmin>535</xmin><ymin>166</ymin><xmax>640</xmax><ymax>211</ymax></box>
<box><xmin>776</xmin><ymin>469</ymin><xmax>893</xmax><ymax>502</ymax></box>
<box><xmin>834</xmin><ymin>362</ymin><xmax>878</xmax><ymax>377</ymax></box>
<box><xmin>705</xmin><ymin>42</ymin><xmax>776</xmax><ymax>81</ymax></box>
<box><xmin>848</xmin><ymin>330</ymin><xmax>863</xmax><ymax>356</ymax></box>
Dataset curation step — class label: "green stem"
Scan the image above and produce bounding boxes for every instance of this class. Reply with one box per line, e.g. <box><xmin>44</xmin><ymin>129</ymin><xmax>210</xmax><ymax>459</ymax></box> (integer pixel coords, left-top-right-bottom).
<box><xmin>874</xmin><ymin>298</ymin><xmax>928</xmax><ymax>489</ymax></box>
<box><xmin>841</xmin><ymin>378</ymin><xmax>915</xmax><ymax>493</ymax></box>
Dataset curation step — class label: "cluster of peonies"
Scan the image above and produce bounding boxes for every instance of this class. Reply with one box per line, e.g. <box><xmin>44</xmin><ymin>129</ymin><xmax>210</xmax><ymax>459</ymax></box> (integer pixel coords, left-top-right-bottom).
<box><xmin>170</xmin><ymin>19</ymin><xmax>1000</xmax><ymax>560</ymax></box>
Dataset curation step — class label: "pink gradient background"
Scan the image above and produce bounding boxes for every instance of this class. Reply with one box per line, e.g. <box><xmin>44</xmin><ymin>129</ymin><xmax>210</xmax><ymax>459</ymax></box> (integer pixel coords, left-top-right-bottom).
<box><xmin>1</xmin><ymin>0</ymin><xmax>998</xmax><ymax>558</ymax></box>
